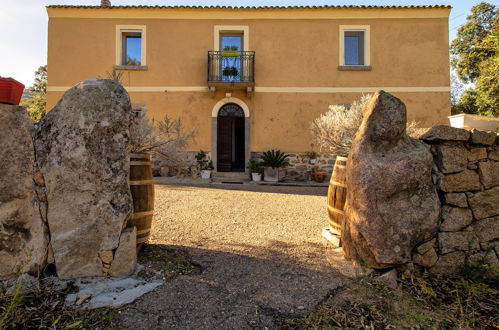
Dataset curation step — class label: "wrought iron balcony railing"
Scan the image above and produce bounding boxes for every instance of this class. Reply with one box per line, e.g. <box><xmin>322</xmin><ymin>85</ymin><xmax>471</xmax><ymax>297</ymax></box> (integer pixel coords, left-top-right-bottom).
<box><xmin>208</xmin><ymin>51</ymin><xmax>255</xmax><ymax>84</ymax></box>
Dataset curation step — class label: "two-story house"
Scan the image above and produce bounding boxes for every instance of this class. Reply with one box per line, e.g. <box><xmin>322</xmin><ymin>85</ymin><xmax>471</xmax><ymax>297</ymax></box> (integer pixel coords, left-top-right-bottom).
<box><xmin>46</xmin><ymin>4</ymin><xmax>451</xmax><ymax>177</ymax></box>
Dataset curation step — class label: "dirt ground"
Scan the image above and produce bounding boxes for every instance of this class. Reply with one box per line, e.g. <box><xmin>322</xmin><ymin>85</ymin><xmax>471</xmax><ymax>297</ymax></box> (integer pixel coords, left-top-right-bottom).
<box><xmin>118</xmin><ymin>183</ymin><xmax>355</xmax><ymax>329</ymax></box>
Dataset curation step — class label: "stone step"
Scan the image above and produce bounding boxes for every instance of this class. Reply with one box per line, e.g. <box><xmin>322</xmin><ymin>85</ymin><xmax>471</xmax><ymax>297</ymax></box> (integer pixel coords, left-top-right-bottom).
<box><xmin>212</xmin><ymin>171</ymin><xmax>250</xmax><ymax>183</ymax></box>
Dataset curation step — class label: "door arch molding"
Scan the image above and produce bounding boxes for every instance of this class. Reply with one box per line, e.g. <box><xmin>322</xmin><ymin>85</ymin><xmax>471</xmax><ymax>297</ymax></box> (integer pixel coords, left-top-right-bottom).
<box><xmin>211</xmin><ymin>97</ymin><xmax>250</xmax><ymax>173</ymax></box>
<box><xmin>211</xmin><ymin>97</ymin><xmax>250</xmax><ymax>118</ymax></box>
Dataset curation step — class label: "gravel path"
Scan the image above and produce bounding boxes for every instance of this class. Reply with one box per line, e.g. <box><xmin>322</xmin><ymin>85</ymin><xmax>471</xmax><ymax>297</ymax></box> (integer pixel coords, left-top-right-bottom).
<box><xmin>118</xmin><ymin>183</ymin><xmax>355</xmax><ymax>329</ymax></box>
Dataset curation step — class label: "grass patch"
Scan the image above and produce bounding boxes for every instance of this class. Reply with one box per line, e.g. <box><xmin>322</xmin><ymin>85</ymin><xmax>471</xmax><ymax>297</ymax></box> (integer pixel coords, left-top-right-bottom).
<box><xmin>137</xmin><ymin>244</ymin><xmax>201</xmax><ymax>279</ymax></box>
<box><xmin>281</xmin><ymin>272</ymin><xmax>498</xmax><ymax>329</ymax></box>
<box><xmin>0</xmin><ymin>279</ymin><xmax>118</xmax><ymax>329</ymax></box>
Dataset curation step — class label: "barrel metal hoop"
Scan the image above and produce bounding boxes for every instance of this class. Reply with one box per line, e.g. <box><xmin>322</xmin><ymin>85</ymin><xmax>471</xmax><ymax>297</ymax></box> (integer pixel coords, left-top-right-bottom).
<box><xmin>129</xmin><ymin>179</ymin><xmax>154</xmax><ymax>185</ymax></box>
<box><xmin>136</xmin><ymin>228</ymin><xmax>151</xmax><ymax>235</ymax></box>
<box><xmin>130</xmin><ymin>153</ymin><xmax>151</xmax><ymax>159</ymax></box>
<box><xmin>330</xmin><ymin>180</ymin><xmax>347</xmax><ymax>187</ymax></box>
<box><xmin>328</xmin><ymin>205</ymin><xmax>345</xmax><ymax>215</ymax></box>
<box><xmin>132</xmin><ymin>210</ymin><xmax>154</xmax><ymax>219</ymax></box>
<box><xmin>130</xmin><ymin>161</ymin><xmax>151</xmax><ymax>166</ymax></box>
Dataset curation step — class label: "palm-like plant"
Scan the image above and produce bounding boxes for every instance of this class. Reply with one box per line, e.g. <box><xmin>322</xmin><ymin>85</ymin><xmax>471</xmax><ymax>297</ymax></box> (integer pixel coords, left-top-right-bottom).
<box><xmin>260</xmin><ymin>150</ymin><xmax>290</xmax><ymax>169</ymax></box>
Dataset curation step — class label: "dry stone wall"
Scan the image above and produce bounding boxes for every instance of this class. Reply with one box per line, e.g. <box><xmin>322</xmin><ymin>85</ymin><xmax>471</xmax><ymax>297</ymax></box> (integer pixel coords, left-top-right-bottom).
<box><xmin>413</xmin><ymin>125</ymin><xmax>499</xmax><ymax>276</ymax></box>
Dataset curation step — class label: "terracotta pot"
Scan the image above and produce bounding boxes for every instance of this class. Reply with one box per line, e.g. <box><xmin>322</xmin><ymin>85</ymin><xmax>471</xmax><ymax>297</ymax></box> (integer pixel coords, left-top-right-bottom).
<box><xmin>0</xmin><ymin>78</ymin><xmax>25</xmax><ymax>105</ymax></box>
<box><xmin>313</xmin><ymin>169</ymin><xmax>327</xmax><ymax>183</ymax></box>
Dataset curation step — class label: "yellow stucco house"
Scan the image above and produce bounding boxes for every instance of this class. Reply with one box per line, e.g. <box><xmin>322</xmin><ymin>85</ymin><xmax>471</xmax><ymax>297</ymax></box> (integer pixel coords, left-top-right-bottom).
<box><xmin>46</xmin><ymin>4</ymin><xmax>451</xmax><ymax>178</ymax></box>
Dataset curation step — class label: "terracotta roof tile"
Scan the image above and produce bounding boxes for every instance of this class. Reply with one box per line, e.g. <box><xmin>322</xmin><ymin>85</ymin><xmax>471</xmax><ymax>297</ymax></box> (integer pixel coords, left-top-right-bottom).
<box><xmin>46</xmin><ymin>5</ymin><xmax>452</xmax><ymax>9</ymax></box>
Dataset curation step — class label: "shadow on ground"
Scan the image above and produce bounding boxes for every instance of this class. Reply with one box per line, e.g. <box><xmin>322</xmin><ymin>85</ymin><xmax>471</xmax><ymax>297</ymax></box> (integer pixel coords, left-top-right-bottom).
<box><xmin>155</xmin><ymin>182</ymin><xmax>328</xmax><ymax>197</ymax></box>
<box><xmin>118</xmin><ymin>241</ymin><xmax>354</xmax><ymax>330</ymax></box>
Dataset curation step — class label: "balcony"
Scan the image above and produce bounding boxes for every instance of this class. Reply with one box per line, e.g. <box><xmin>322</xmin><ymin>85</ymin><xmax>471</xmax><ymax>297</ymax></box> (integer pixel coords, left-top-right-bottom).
<box><xmin>208</xmin><ymin>51</ymin><xmax>255</xmax><ymax>97</ymax></box>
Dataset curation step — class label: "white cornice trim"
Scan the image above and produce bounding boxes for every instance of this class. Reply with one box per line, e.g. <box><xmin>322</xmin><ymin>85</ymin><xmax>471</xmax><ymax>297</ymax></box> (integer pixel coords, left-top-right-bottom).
<box><xmin>47</xmin><ymin>86</ymin><xmax>450</xmax><ymax>93</ymax></box>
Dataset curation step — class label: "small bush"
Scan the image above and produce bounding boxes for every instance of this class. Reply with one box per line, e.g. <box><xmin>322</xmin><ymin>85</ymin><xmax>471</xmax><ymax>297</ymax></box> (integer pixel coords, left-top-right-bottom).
<box><xmin>129</xmin><ymin>114</ymin><xmax>196</xmax><ymax>166</ymax></box>
<box><xmin>310</xmin><ymin>95</ymin><xmax>370</xmax><ymax>157</ymax></box>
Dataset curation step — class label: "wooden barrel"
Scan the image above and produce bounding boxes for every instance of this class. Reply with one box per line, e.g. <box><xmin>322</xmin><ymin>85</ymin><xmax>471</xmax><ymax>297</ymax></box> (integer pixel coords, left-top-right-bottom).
<box><xmin>327</xmin><ymin>156</ymin><xmax>347</xmax><ymax>233</ymax></box>
<box><xmin>129</xmin><ymin>153</ymin><xmax>154</xmax><ymax>244</ymax></box>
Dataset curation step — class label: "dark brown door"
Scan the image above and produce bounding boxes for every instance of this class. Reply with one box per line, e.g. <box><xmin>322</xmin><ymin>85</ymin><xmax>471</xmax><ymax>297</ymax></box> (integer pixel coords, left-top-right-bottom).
<box><xmin>217</xmin><ymin>103</ymin><xmax>245</xmax><ymax>172</ymax></box>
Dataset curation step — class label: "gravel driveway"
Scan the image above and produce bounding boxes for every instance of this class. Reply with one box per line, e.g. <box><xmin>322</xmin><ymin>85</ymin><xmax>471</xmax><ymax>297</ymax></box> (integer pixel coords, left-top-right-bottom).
<box><xmin>118</xmin><ymin>183</ymin><xmax>354</xmax><ymax>329</ymax></box>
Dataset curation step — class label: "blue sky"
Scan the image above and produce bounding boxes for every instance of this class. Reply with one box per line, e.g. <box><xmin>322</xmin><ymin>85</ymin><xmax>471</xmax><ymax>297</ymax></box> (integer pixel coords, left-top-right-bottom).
<box><xmin>0</xmin><ymin>0</ymin><xmax>493</xmax><ymax>86</ymax></box>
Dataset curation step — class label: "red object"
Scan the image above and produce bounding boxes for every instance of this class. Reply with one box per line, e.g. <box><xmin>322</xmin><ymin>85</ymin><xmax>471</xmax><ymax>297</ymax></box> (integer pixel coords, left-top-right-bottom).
<box><xmin>0</xmin><ymin>78</ymin><xmax>25</xmax><ymax>105</ymax></box>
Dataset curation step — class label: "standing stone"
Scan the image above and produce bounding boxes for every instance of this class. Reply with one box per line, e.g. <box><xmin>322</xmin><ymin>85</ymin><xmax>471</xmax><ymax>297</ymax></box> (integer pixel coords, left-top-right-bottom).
<box><xmin>0</xmin><ymin>105</ymin><xmax>49</xmax><ymax>279</ymax></box>
<box><xmin>35</xmin><ymin>79</ymin><xmax>134</xmax><ymax>279</ymax></box>
<box><xmin>109</xmin><ymin>227</ymin><xmax>137</xmax><ymax>277</ymax></box>
<box><xmin>468</xmin><ymin>187</ymin><xmax>499</xmax><ymax>220</ymax></box>
<box><xmin>342</xmin><ymin>91</ymin><xmax>440</xmax><ymax>268</ymax></box>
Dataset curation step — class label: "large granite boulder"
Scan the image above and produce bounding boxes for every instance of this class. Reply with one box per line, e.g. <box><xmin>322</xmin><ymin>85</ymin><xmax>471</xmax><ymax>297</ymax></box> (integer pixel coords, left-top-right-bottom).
<box><xmin>0</xmin><ymin>105</ymin><xmax>49</xmax><ymax>279</ymax></box>
<box><xmin>35</xmin><ymin>79</ymin><xmax>134</xmax><ymax>279</ymax></box>
<box><xmin>342</xmin><ymin>91</ymin><xmax>440</xmax><ymax>268</ymax></box>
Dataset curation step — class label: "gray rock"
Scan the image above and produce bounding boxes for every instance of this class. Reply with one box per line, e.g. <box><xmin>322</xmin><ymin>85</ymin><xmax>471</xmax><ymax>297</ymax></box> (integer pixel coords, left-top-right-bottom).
<box><xmin>65</xmin><ymin>277</ymin><xmax>163</xmax><ymax>309</ymax></box>
<box><xmin>438</xmin><ymin>232</ymin><xmax>479</xmax><ymax>254</ymax></box>
<box><xmin>413</xmin><ymin>239</ymin><xmax>438</xmax><ymax>268</ymax></box>
<box><xmin>435</xmin><ymin>142</ymin><xmax>468</xmax><ymax>173</ymax></box>
<box><xmin>0</xmin><ymin>104</ymin><xmax>49</xmax><ymax>279</ymax></box>
<box><xmin>430</xmin><ymin>251</ymin><xmax>466</xmax><ymax>275</ymax></box>
<box><xmin>440</xmin><ymin>206</ymin><xmax>473</xmax><ymax>232</ymax></box>
<box><xmin>468</xmin><ymin>187</ymin><xmax>499</xmax><ymax>220</ymax></box>
<box><xmin>472</xmin><ymin>216</ymin><xmax>499</xmax><ymax>243</ymax></box>
<box><xmin>375</xmin><ymin>269</ymin><xmax>398</xmax><ymax>289</ymax></box>
<box><xmin>478</xmin><ymin>161</ymin><xmax>499</xmax><ymax>189</ymax></box>
<box><xmin>35</xmin><ymin>79</ymin><xmax>134</xmax><ymax>279</ymax></box>
<box><xmin>109</xmin><ymin>227</ymin><xmax>137</xmax><ymax>277</ymax></box>
<box><xmin>470</xmin><ymin>129</ymin><xmax>496</xmax><ymax>146</ymax></box>
<box><xmin>343</xmin><ymin>91</ymin><xmax>440</xmax><ymax>269</ymax></box>
<box><xmin>419</xmin><ymin>124</ymin><xmax>470</xmax><ymax>142</ymax></box>
<box><xmin>4</xmin><ymin>273</ymin><xmax>40</xmax><ymax>296</ymax></box>
<box><xmin>443</xmin><ymin>193</ymin><xmax>468</xmax><ymax>207</ymax></box>
<box><xmin>438</xmin><ymin>170</ymin><xmax>481</xmax><ymax>192</ymax></box>
<box><xmin>468</xmin><ymin>147</ymin><xmax>487</xmax><ymax>162</ymax></box>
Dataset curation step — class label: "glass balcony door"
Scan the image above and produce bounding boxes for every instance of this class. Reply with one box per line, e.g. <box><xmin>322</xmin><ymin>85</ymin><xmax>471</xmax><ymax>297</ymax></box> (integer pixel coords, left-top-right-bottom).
<box><xmin>220</xmin><ymin>33</ymin><xmax>243</xmax><ymax>82</ymax></box>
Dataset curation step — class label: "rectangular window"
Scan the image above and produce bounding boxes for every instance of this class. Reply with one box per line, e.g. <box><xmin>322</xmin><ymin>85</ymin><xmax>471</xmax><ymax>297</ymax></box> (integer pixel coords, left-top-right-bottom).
<box><xmin>339</xmin><ymin>25</ymin><xmax>370</xmax><ymax>69</ymax></box>
<box><xmin>115</xmin><ymin>25</ymin><xmax>147</xmax><ymax>68</ymax></box>
<box><xmin>344</xmin><ymin>31</ymin><xmax>365</xmax><ymax>65</ymax></box>
<box><xmin>122</xmin><ymin>32</ymin><xmax>142</xmax><ymax>65</ymax></box>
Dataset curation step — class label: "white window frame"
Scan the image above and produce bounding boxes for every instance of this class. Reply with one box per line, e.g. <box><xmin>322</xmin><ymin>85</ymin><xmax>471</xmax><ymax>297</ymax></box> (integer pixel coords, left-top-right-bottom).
<box><xmin>214</xmin><ymin>25</ymin><xmax>249</xmax><ymax>51</ymax></box>
<box><xmin>339</xmin><ymin>25</ymin><xmax>370</xmax><ymax>66</ymax></box>
<box><xmin>115</xmin><ymin>25</ymin><xmax>147</xmax><ymax>66</ymax></box>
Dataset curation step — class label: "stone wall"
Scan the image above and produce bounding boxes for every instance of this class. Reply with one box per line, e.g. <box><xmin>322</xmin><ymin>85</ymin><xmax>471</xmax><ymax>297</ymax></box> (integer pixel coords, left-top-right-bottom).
<box><xmin>413</xmin><ymin>125</ymin><xmax>499</xmax><ymax>276</ymax></box>
<box><xmin>153</xmin><ymin>151</ymin><xmax>336</xmax><ymax>181</ymax></box>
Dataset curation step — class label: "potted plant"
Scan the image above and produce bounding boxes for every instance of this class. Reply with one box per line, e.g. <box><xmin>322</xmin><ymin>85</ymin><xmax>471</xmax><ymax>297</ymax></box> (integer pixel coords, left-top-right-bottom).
<box><xmin>305</xmin><ymin>151</ymin><xmax>318</xmax><ymax>164</ymax></box>
<box><xmin>0</xmin><ymin>77</ymin><xmax>25</xmax><ymax>105</ymax></box>
<box><xmin>260</xmin><ymin>149</ymin><xmax>290</xmax><ymax>182</ymax></box>
<box><xmin>195</xmin><ymin>150</ymin><xmax>214</xmax><ymax>179</ymax></box>
<box><xmin>247</xmin><ymin>157</ymin><xmax>262</xmax><ymax>182</ymax></box>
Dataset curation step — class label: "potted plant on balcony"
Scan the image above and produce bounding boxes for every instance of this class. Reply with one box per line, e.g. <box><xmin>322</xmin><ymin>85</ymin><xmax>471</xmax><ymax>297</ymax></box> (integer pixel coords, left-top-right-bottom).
<box><xmin>223</xmin><ymin>66</ymin><xmax>239</xmax><ymax>77</ymax></box>
<box><xmin>247</xmin><ymin>156</ymin><xmax>262</xmax><ymax>182</ymax></box>
<box><xmin>195</xmin><ymin>150</ymin><xmax>214</xmax><ymax>179</ymax></box>
<box><xmin>260</xmin><ymin>149</ymin><xmax>290</xmax><ymax>182</ymax></box>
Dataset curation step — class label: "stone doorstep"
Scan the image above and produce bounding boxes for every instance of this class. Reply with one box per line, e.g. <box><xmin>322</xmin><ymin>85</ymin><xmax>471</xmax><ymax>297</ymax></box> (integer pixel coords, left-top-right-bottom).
<box><xmin>211</xmin><ymin>171</ymin><xmax>250</xmax><ymax>183</ymax></box>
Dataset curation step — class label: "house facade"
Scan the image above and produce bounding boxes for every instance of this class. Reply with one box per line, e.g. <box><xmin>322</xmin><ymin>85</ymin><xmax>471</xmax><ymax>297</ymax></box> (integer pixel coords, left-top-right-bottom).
<box><xmin>46</xmin><ymin>5</ymin><xmax>451</xmax><ymax>176</ymax></box>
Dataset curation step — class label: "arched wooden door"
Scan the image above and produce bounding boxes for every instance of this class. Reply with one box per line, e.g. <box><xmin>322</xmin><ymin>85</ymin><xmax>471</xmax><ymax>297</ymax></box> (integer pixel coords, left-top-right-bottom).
<box><xmin>217</xmin><ymin>103</ymin><xmax>245</xmax><ymax>172</ymax></box>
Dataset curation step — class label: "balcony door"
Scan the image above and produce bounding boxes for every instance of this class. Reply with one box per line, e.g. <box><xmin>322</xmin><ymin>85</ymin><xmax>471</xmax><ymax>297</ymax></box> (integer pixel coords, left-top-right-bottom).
<box><xmin>220</xmin><ymin>33</ymin><xmax>243</xmax><ymax>82</ymax></box>
<box><xmin>217</xmin><ymin>103</ymin><xmax>245</xmax><ymax>172</ymax></box>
